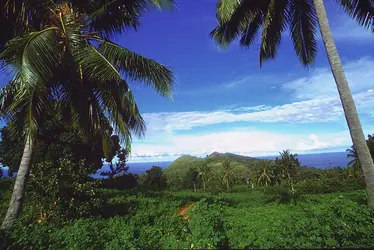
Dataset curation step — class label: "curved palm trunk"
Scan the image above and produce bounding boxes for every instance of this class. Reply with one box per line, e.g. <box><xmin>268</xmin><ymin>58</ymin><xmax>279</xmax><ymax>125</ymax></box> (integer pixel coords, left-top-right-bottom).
<box><xmin>313</xmin><ymin>0</ymin><xmax>374</xmax><ymax>206</ymax></box>
<box><xmin>1</xmin><ymin>137</ymin><xmax>33</xmax><ymax>230</ymax></box>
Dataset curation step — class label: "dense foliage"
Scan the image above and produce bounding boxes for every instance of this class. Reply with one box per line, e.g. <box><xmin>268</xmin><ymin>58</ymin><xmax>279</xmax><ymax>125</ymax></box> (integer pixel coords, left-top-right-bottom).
<box><xmin>0</xmin><ymin>114</ymin><xmax>118</xmax><ymax>220</ymax></box>
<box><xmin>0</xmin><ymin>180</ymin><xmax>373</xmax><ymax>249</ymax></box>
<box><xmin>0</xmin><ymin>112</ymin><xmax>117</xmax><ymax>176</ymax></box>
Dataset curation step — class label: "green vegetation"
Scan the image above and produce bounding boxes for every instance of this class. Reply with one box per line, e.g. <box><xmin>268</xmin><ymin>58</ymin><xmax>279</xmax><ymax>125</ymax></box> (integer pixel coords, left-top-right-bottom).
<box><xmin>1</xmin><ymin>148</ymin><xmax>370</xmax><ymax>249</ymax></box>
<box><xmin>0</xmin><ymin>176</ymin><xmax>373</xmax><ymax>249</ymax></box>
<box><xmin>1</xmin><ymin>0</ymin><xmax>374</xmax><ymax>249</ymax></box>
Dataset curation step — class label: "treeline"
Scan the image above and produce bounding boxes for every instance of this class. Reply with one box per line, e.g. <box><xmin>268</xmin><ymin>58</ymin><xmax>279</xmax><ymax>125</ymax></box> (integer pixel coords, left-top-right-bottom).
<box><xmin>162</xmin><ymin>151</ymin><xmax>365</xmax><ymax>194</ymax></box>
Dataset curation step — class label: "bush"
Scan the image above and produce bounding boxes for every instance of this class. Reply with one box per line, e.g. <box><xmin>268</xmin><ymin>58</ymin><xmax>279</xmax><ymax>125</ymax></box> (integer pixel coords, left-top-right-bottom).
<box><xmin>187</xmin><ymin>198</ymin><xmax>230</xmax><ymax>249</ymax></box>
<box><xmin>280</xmin><ymin>198</ymin><xmax>374</xmax><ymax>248</ymax></box>
<box><xmin>100</xmin><ymin>174</ymin><xmax>138</xmax><ymax>190</ymax></box>
<box><xmin>140</xmin><ymin>166</ymin><xmax>167</xmax><ymax>189</ymax></box>
<box><xmin>27</xmin><ymin>157</ymin><xmax>106</xmax><ymax>221</ymax></box>
<box><xmin>296</xmin><ymin>177</ymin><xmax>365</xmax><ymax>195</ymax></box>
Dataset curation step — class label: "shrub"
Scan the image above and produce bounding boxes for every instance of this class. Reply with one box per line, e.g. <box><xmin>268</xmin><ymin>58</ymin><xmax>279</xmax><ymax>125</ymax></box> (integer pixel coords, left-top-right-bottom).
<box><xmin>187</xmin><ymin>198</ymin><xmax>230</xmax><ymax>249</ymax></box>
<box><xmin>27</xmin><ymin>157</ymin><xmax>106</xmax><ymax>221</ymax></box>
<box><xmin>296</xmin><ymin>177</ymin><xmax>365</xmax><ymax>195</ymax></box>
<box><xmin>281</xmin><ymin>197</ymin><xmax>374</xmax><ymax>248</ymax></box>
<box><xmin>100</xmin><ymin>174</ymin><xmax>138</xmax><ymax>190</ymax></box>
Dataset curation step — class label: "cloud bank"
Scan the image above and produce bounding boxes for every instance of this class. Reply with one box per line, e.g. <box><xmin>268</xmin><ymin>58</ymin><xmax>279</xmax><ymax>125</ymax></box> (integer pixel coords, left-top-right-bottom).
<box><xmin>129</xmin><ymin>58</ymin><xmax>374</xmax><ymax>162</ymax></box>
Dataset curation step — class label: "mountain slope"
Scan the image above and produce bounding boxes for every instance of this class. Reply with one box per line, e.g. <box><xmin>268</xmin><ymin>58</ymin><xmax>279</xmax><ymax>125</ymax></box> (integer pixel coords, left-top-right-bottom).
<box><xmin>163</xmin><ymin>152</ymin><xmax>265</xmax><ymax>188</ymax></box>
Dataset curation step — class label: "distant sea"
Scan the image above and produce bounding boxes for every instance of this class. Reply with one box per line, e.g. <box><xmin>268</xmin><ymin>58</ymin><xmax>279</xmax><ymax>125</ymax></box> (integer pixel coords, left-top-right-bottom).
<box><xmin>1</xmin><ymin>152</ymin><xmax>351</xmax><ymax>178</ymax></box>
<box><xmin>258</xmin><ymin>151</ymin><xmax>350</xmax><ymax>169</ymax></box>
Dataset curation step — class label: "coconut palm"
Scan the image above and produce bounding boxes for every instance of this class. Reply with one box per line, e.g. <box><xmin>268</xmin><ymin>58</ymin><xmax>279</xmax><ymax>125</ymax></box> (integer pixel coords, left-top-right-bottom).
<box><xmin>275</xmin><ymin>150</ymin><xmax>300</xmax><ymax>193</ymax></box>
<box><xmin>257</xmin><ymin>166</ymin><xmax>272</xmax><ymax>187</ymax></box>
<box><xmin>211</xmin><ymin>0</ymin><xmax>374</xmax><ymax>205</ymax></box>
<box><xmin>221</xmin><ymin>159</ymin><xmax>234</xmax><ymax>191</ymax></box>
<box><xmin>347</xmin><ymin>146</ymin><xmax>363</xmax><ymax>178</ymax></box>
<box><xmin>0</xmin><ymin>0</ymin><xmax>174</xmax><ymax>229</ymax></box>
<box><xmin>197</xmin><ymin>158</ymin><xmax>212</xmax><ymax>190</ymax></box>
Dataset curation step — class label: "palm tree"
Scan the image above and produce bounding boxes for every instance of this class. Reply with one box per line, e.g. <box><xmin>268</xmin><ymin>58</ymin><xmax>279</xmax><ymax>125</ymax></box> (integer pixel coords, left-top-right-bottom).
<box><xmin>197</xmin><ymin>158</ymin><xmax>212</xmax><ymax>190</ymax></box>
<box><xmin>211</xmin><ymin>0</ymin><xmax>374</xmax><ymax>205</ymax></box>
<box><xmin>221</xmin><ymin>159</ymin><xmax>234</xmax><ymax>191</ymax></box>
<box><xmin>0</xmin><ymin>0</ymin><xmax>174</xmax><ymax>229</ymax></box>
<box><xmin>275</xmin><ymin>150</ymin><xmax>300</xmax><ymax>193</ymax></box>
<box><xmin>257</xmin><ymin>166</ymin><xmax>272</xmax><ymax>187</ymax></box>
<box><xmin>347</xmin><ymin>146</ymin><xmax>363</xmax><ymax>178</ymax></box>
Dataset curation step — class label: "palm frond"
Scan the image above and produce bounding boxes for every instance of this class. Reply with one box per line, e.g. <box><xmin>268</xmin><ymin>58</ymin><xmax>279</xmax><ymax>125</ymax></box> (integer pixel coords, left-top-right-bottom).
<box><xmin>347</xmin><ymin>158</ymin><xmax>358</xmax><ymax>168</ymax></box>
<box><xmin>336</xmin><ymin>0</ymin><xmax>374</xmax><ymax>32</ymax></box>
<box><xmin>211</xmin><ymin>0</ymin><xmax>262</xmax><ymax>48</ymax></box>
<box><xmin>240</xmin><ymin>13</ymin><xmax>263</xmax><ymax>47</ymax></box>
<box><xmin>86</xmin><ymin>0</ymin><xmax>175</xmax><ymax>37</ymax></box>
<box><xmin>96</xmin><ymin>40</ymin><xmax>174</xmax><ymax>97</ymax></box>
<box><xmin>0</xmin><ymin>0</ymin><xmax>53</xmax><ymax>49</ymax></box>
<box><xmin>259</xmin><ymin>0</ymin><xmax>289</xmax><ymax>66</ymax></box>
<box><xmin>215</xmin><ymin>0</ymin><xmax>241</xmax><ymax>22</ymax></box>
<box><xmin>1</xmin><ymin>27</ymin><xmax>63</xmax><ymax>88</ymax></box>
<box><xmin>288</xmin><ymin>0</ymin><xmax>317</xmax><ymax>67</ymax></box>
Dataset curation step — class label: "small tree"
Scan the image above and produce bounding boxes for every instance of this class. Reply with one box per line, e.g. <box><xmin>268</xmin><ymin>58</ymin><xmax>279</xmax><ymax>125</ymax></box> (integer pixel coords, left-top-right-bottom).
<box><xmin>101</xmin><ymin>148</ymin><xmax>129</xmax><ymax>179</ymax></box>
<box><xmin>143</xmin><ymin>166</ymin><xmax>167</xmax><ymax>189</ymax></box>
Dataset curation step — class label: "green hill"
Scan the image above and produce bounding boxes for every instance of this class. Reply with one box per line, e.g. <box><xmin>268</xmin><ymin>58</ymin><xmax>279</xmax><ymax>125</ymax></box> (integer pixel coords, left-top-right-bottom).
<box><xmin>208</xmin><ymin>151</ymin><xmax>261</xmax><ymax>164</ymax></box>
<box><xmin>163</xmin><ymin>152</ymin><xmax>265</xmax><ymax>188</ymax></box>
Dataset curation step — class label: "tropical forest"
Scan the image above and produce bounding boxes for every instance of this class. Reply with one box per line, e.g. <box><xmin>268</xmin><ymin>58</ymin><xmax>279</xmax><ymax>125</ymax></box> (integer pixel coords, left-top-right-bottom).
<box><xmin>1</xmin><ymin>0</ymin><xmax>374</xmax><ymax>249</ymax></box>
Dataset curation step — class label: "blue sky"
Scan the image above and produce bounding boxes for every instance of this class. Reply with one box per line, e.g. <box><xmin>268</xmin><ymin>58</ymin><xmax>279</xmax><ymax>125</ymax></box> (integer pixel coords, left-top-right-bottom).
<box><xmin>118</xmin><ymin>0</ymin><xmax>374</xmax><ymax>162</ymax></box>
<box><xmin>2</xmin><ymin>1</ymin><xmax>374</xmax><ymax>163</ymax></box>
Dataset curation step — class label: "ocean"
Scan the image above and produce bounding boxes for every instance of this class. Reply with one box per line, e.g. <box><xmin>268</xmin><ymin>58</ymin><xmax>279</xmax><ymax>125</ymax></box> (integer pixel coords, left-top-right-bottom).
<box><xmin>1</xmin><ymin>151</ymin><xmax>351</xmax><ymax>178</ymax></box>
<box><xmin>258</xmin><ymin>151</ymin><xmax>350</xmax><ymax>169</ymax></box>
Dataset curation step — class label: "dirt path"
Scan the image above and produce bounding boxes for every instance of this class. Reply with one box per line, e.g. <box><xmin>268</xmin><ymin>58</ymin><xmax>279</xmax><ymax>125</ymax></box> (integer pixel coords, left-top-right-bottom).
<box><xmin>177</xmin><ymin>201</ymin><xmax>195</xmax><ymax>221</ymax></box>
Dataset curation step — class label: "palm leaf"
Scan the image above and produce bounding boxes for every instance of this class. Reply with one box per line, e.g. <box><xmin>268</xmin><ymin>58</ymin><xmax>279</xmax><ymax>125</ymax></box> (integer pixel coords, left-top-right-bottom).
<box><xmin>337</xmin><ymin>0</ymin><xmax>374</xmax><ymax>32</ymax></box>
<box><xmin>0</xmin><ymin>0</ymin><xmax>53</xmax><ymax>49</ymax></box>
<box><xmin>288</xmin><ymin>0</ymin><xmax>317</xmax><ymax>66</ymax></box>
<box><xmin>96</xmin><ymin>40</ymin><xmax>174</xmax><ymax>97</ymax></box>
<box><xmin>347</xmin><ymin>158</ymin><xmax>358</xmax><ymax>168</ymax></box>
<box><xmin>1</xmin><ymin>27</ymin><xmax>63</xmax><ymax>88</ymax></box>
<box><xmin>240</xmin><ymin>13</ymin><xmax>263</xmax><ymax>47</ymax></box>
<box><xmin>215</xmin><ymin>0</ymin><xmax>241</xmax><ymax>22</ymax></box>
<box><xmin>211</xmin><ymin>0</ymin><xmax>262</xmax><ymax>48</ymax></box>
<box><xmin>259</xmin><ymin>0</ymin><xmax>289</xmax><ymax>66</ymax></box>
<box><xmin>86</xmin><ymin>0</ymin><xmax>175</xmax><ymax>37</ymax></box>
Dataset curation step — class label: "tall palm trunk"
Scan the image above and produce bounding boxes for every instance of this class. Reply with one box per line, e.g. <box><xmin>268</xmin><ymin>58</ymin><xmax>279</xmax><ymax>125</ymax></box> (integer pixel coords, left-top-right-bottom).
<box><xmin>226</xmin><ymin>178</ymin><xmax>230</xmax><ymax>191</ymax></box>
<box><xmin>1</xmin><ymin>137</ymin><xmax>34</xmax><ymax>230</ymax></box>
<box><xmin>313</xmin><ymin>0</ymin><xmax>374</xmax><ymax>206</ymax></box>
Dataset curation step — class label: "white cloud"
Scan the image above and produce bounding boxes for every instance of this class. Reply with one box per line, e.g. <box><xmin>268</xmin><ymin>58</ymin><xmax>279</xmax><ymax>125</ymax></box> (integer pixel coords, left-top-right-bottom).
<box><xmin>129</xmin><ymin>129</ymin><xmax>355</xmax><ymax>162</ymax></box>
<box><xmin>142</xmin><ymin>90</ymin><xmax>374</xmax><ymax>135</ymax></box>
<box><xmin>283</xmin><ymin>57</ymin><xmax>374</xmax><ymax>100</ymax></box>
<box><xmin>330</xmin><ymin>18</ymin><xmax>374</xmax><ymax>41</ymax></box>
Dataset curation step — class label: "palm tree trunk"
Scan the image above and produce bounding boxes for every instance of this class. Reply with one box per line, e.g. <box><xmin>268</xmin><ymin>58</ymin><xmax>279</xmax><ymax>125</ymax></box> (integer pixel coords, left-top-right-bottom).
<box><xmin>313</xmin><ymin>0</ymin><xmax>374</xmax><ymax>206</ymax></box>
<box><xmin>193</xmin><ymin>182</ymin><xmax>196</xmax><ymax>192</ymax></box>
<box><xmin>1</xmin><ymin>137</ymin><xmax>33</xmax><ymax>230</ymax></box>
<box><xmin>226</xmin><ymin>178</ymin><xmax>229</xmax><ymax>191</ymax></box>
